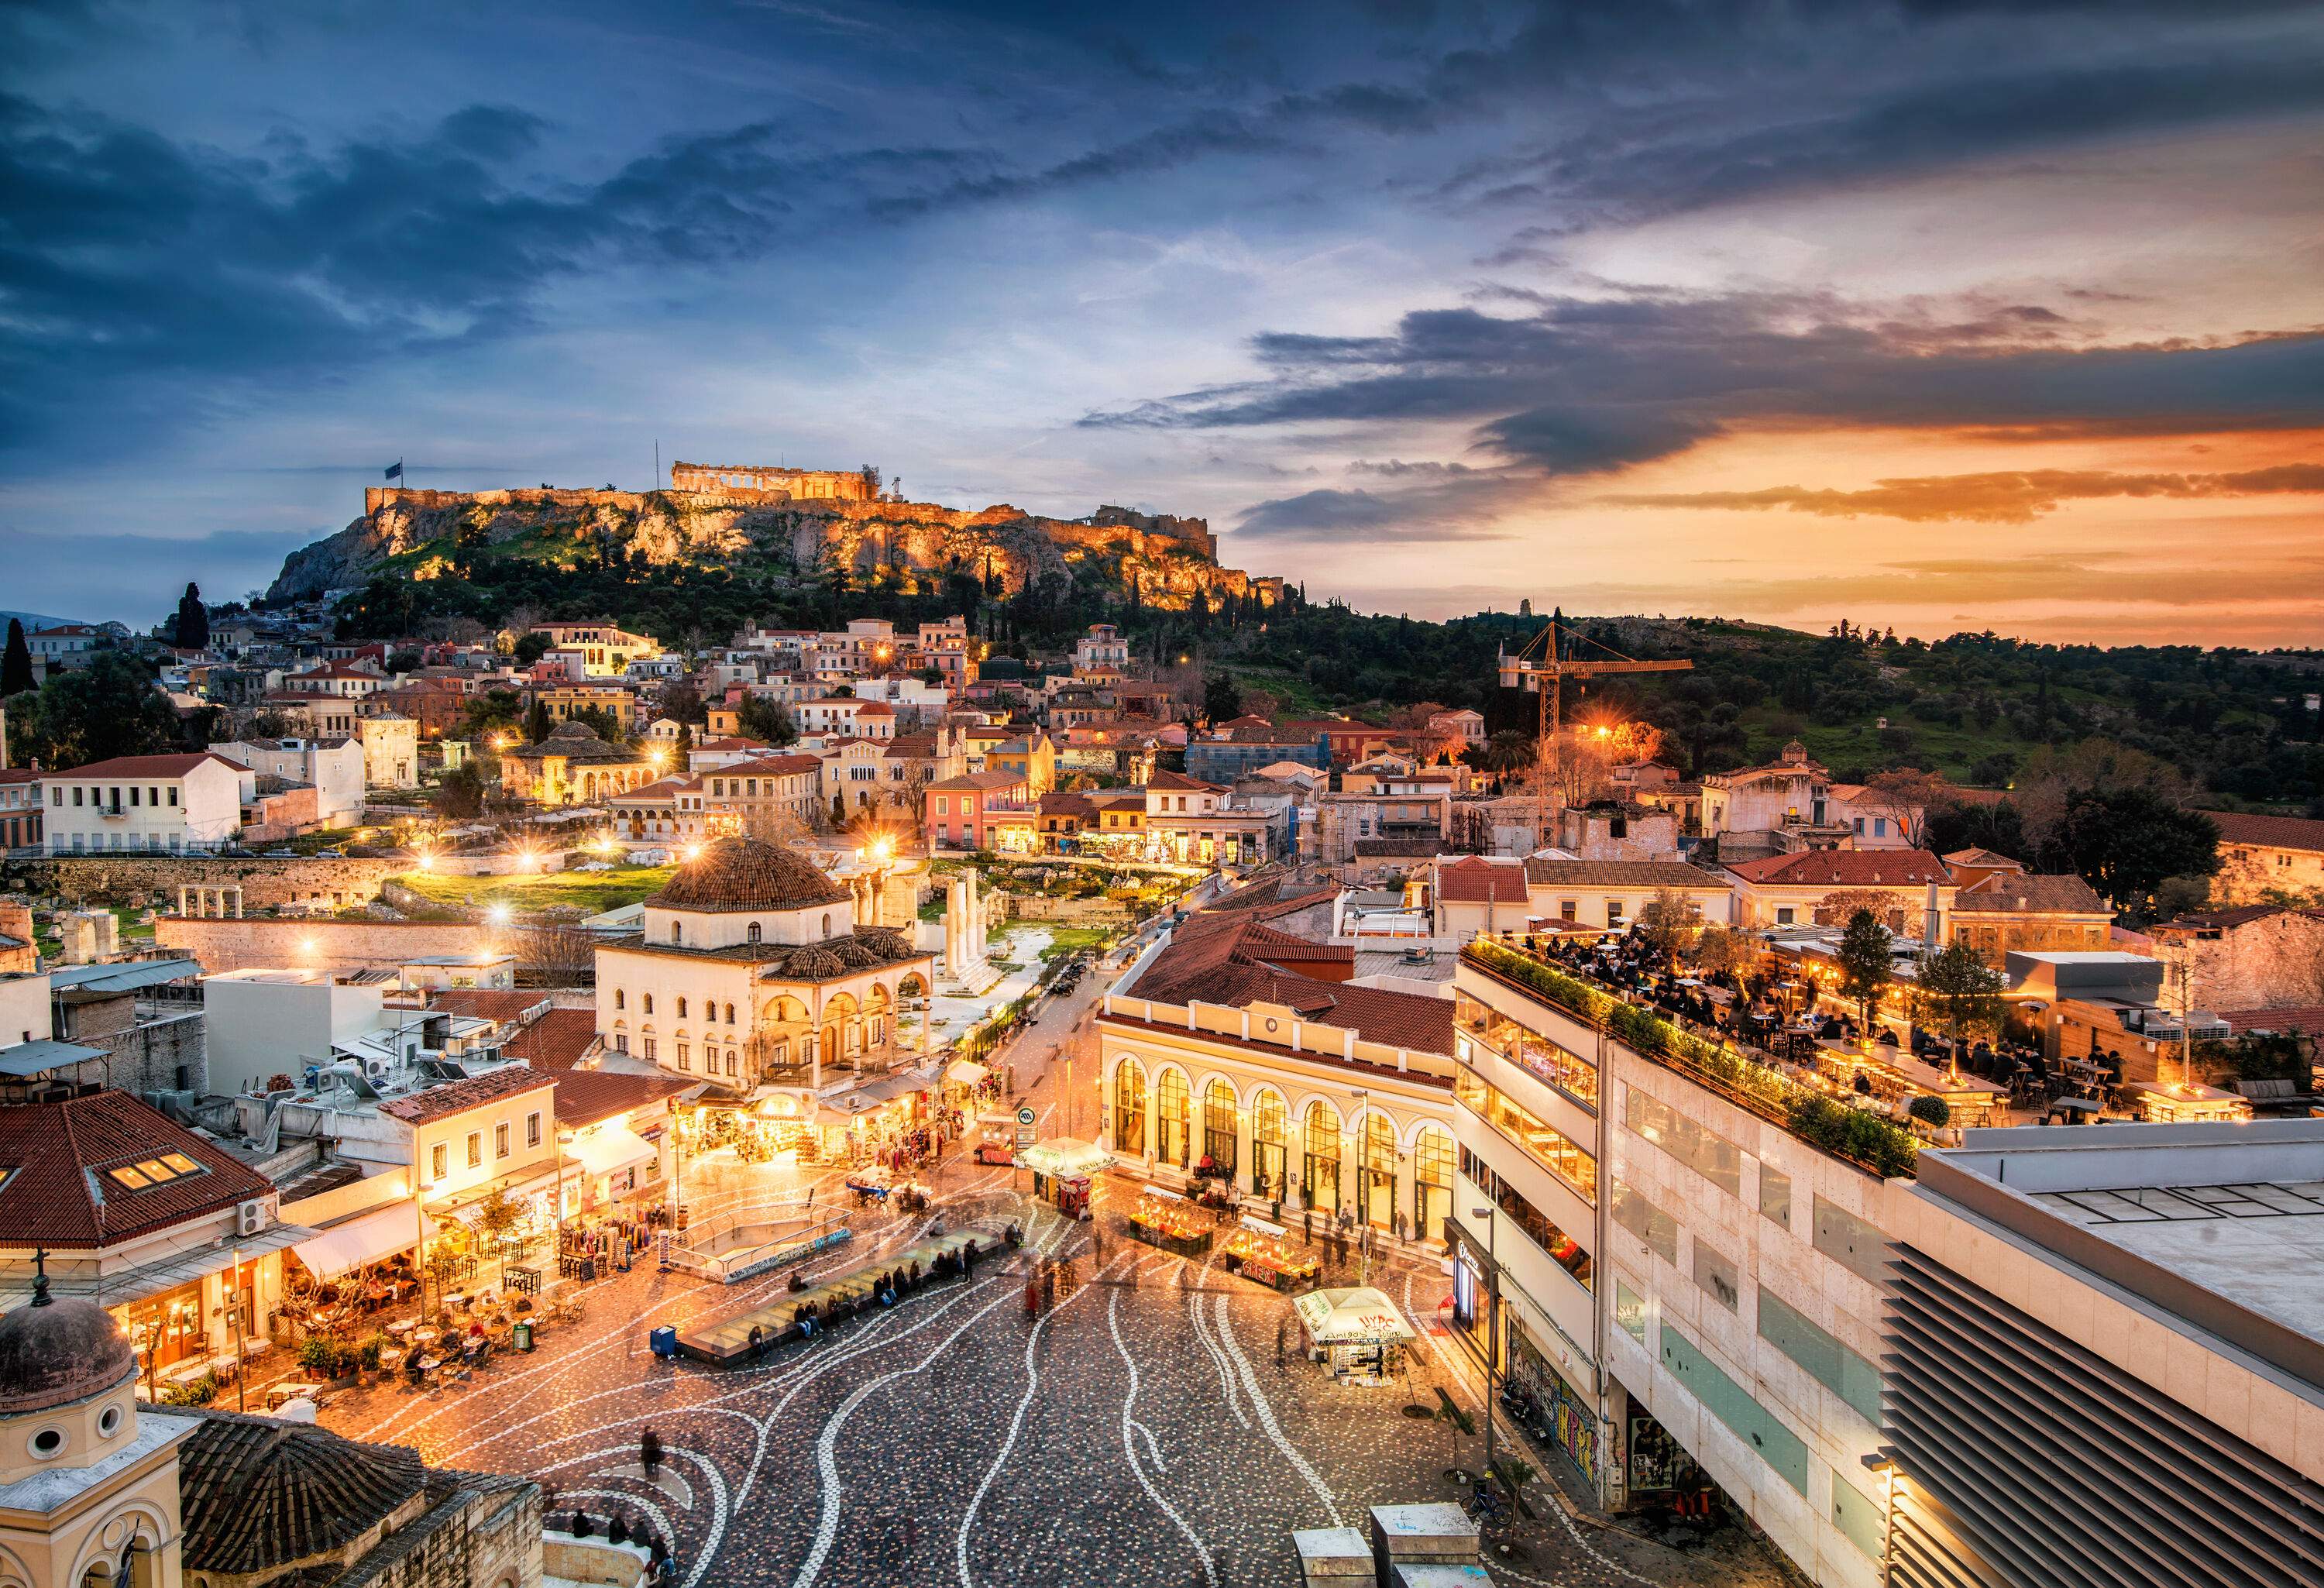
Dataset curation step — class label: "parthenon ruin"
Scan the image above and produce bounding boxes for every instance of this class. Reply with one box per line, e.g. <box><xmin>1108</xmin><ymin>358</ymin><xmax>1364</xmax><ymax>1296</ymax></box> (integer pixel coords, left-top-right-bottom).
<box><xmin>669</xmin><ymin>461</ymin><xmax>877</xmax><ymax>500</ymax></box>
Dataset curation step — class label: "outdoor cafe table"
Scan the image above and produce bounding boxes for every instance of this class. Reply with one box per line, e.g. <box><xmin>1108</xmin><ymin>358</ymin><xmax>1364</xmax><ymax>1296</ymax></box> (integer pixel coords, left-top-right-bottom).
<box><xmin>2120</xmin><ymin>1080</ymin><xmax>2255</xmax><ymax>1124</ymax></box>
<box><xmin>1882</xmin><ymin>1052</ymin><xmax>2010</xmax><ymax>1125</ymax></box>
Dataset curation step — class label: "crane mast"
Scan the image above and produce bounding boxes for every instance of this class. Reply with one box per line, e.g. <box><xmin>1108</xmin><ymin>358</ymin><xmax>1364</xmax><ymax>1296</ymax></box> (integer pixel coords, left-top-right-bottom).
<box><xmin>1497</xmin><ymin>616</ymin><xmax>1693</xmax><ymax>848</ymax></box>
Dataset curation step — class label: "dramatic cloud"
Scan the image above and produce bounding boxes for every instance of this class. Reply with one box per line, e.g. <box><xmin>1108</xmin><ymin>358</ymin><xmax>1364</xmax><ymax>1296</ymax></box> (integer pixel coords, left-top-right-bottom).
<box><xmin>1087</xmin><ymin>290</ymin><xmax>2324</xmax><ymax>476</ymax></box>
<box><xmin>1603</xmin><ymin>464</ymin><xmax>2324</xmax><ymax>524</ymax></box>
<box><xmin>4</xmin><ymin>0</ymin><xmax>2322</xmax><ymax>637</ymax></box>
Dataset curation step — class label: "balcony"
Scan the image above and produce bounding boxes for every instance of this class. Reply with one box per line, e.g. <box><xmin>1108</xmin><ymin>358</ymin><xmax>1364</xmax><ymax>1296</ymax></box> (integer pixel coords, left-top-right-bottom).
<box><xmin>98</xmin><ymin>804</ymin><xmax>128</xmax><ymax>821</ymax></box>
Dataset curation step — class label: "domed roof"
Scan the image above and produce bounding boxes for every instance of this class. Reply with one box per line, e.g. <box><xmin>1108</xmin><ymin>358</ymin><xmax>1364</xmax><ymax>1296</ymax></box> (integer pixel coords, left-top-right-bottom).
<box><xmin>180</xmin><ymin>1411</ymin><xmax>428</xmax><ymax>1575</ymax></box>
<box><xmin>0</xmin><ymin>1273</ymin><xmax>136</xmax><ymax>1413</ymax></box>
<box><xmin>647</xmin><ymin>837</ymin><xmax>849</xmax><ymax>914</ymax></box>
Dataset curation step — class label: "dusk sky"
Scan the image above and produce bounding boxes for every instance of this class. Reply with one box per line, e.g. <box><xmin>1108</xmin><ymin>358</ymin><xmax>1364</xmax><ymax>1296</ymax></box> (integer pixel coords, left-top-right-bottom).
<box><xmin>5</xmin><ymin>1</ymin><xmax>2322</xmax><ymax>642</ymax></box>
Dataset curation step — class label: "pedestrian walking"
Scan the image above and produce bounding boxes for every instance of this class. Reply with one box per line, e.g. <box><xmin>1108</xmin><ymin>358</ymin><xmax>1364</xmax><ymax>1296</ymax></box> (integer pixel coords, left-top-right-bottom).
<box><xmin>1276</xmin><ymin>1315</ymin><xmax>1288</xmax><ymax>1364</ymax></box>
<box><xmin>640</xmin><ymin>1427</ymin><xmax>663</xmax><ymax>1476</ymax></box>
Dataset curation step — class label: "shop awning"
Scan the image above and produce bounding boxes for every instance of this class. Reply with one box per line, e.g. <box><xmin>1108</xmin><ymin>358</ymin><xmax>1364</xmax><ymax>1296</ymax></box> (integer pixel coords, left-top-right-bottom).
<box><xmin>294</xmin><ymin>1204</ymin><xmax>434</xmax><ymax>1281</ymax></box>
<box><xmin>1294</xmin><ymin>1286</ymin><xmax>1417</xmax><ymax>1345</ymax></box>
<box><xmin>944</xmin><ymin>1058</ymin><xmax>990</xmax><ymax>1084</ymax></box>
<box><xmin>1017</xmin><ymin>1138</ymin><xmax>1112</xmax><ymax>1179</ymax></box>
<box><xmin>572</xmin><ymin>1125</ymin><xmax>656</xmax><ymax>1179</ymax></box>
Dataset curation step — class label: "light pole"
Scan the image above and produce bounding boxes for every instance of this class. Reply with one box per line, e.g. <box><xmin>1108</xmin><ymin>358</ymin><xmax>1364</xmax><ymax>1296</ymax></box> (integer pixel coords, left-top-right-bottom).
<box><xmin>1473</xmin><ymin>1204</ymin><xmax>1497</xmax><ymax>1486</ymax></box>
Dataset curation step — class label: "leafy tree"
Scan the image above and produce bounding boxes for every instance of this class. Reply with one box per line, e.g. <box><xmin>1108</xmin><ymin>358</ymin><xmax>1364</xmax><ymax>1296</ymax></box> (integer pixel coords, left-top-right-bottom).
<box><xmin>27</xmin><ymin>653</ymin><xmax>180</xmax><ymax>768</ymax></box>
<box><xmin>1859</xmin><ymin>767</ymin><xmax>1948</xmax><ymax>847</ymax></box>
<box><xmin>511</xmin><ymin>631</ymin><xmax>553</xmax><ymax>666</ymax></box>
<box><xmin>1911</xmin><ymin>941</ymin><xmax>2006</xmax><ymax>1049</ymax></box>
<box><xmin>1202</xmin><ymin>672</ymin><xmax>1243</xmax><ymax>724</ymax></box>
<box><xmin>1692</xmin><ymin>924</ymin><xmax>1748</xmax><ymax>979</ymax></box>
<box><xmin>524</xmin><ymin>699</ymin><xmax>552</xmax><ymax>743</ymax></box>
<box><xmin>1</xmin><ymin>620</ymin><xmax>33</xmax><ymax>696</ymax></box>
<box><xmin>171</xmin><ymin>583</ymin><xmax>209</xmax><ymax>650</ymax></box>
<box><xmin>674</xmin><ymin>723</ymin><xmax>694</xmax><ymax>761</ymax></box>
<box><xmin>1634</xmin><ymin>888</ymin><xmax>1702</xmax><ymax>967</ymax></box>
<box><xmin>435</xmin><ymin>760</ymin><xmax>488</xmax><ymax>818</ymax></box>
<box><xmin>2046</xmin><ymin>788</ymin><xmax>2219</xmax><ymax>916</ymax></box>
<box><xmin>657</xmin><ymin>679</ymin><xmax>704</xmax><ymax>726</ymax></box>
<box><xmin>736</xmin><ymin>696</ymin><xmax>798</xmax><ymax>746</ymax></box>
<box><xmin>1836</xmin><ymin>909</ymin><xmax>1894</xmax><ymax>1029</ymax></box>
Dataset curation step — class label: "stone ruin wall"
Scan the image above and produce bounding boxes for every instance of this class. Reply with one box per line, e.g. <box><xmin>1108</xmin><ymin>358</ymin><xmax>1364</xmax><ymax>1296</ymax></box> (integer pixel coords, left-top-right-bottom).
<box><xmin>669</xmin><ymin>460</ymin><xmax>875</xmax><ymax>500</ymax></box>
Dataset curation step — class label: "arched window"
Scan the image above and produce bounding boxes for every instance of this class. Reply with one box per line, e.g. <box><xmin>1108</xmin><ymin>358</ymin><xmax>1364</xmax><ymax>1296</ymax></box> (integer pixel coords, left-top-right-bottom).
<box><xmin>724</xmin><ymin>1002</ymin><xmax>736</xmax><ymax>1024</ymax></box>
<box><xmin>676</xmin><ymin>997</ymin><xmax>688</xmax><ymax>1019</ymax></box>
<box><xmin>671</xmin><ymin>920</ymin><xmax>684</xmax><ymax>945</ymax></box>
<box><xmin>614</xmin><ymin>988</ymin><xmax>625</xmax><ymax>1010</ymax></box>
<box><xmin>748</xmin><ymin>922</ymin><xmax>762</xmax><ymax>944</ymax></box>
<box><xmin>1414</xmin><ymin>1123</ymin><xmax>1454</xmax><ymax>1244</ymax></box>
<box><xmin>642</xmin><ymin>994</ymin><xmax>654</xmax><ymax>1015</ymax></box>
<box><xmin>1303</xmin><ymin>1100</ymin><xmax>1342</xmax><ymax>1214</ymax></box>
<box><xmin>1113</xmin><ymin>1059</ymin><xmax>1147</xmax><ymax>1156</ymax></box>
<box><xmin>1362</xmin><ymin>1112</ymin><xmax>1399</xmax><ymax>1232</ymax></box>
<box><xmin>1202</xmin><ymin>1078</ymin><xmax>1239</xmax><ymax>1179</ymax></box>
<box><xmin>1250</xmin><ymin>1088</ymin><xmax>1287</xmax><ymax>1199</ymax></box>
<box><xmin>1155</xmin><ymin>1070</ymin><xmax>1191</xmax><ymax>1167</ymax></box>
<box><xmin>821</xmin><ymin>913</ymin><xmax>832</xmax><ymax>937</ymax></box>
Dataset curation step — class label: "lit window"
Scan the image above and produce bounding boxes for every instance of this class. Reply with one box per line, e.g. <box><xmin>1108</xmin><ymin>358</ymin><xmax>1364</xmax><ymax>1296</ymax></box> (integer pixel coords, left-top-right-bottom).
<box><xmin>103</xmin><ymin>1152</ymin><xmax>205</xmax><ymax>1192</ymax></box>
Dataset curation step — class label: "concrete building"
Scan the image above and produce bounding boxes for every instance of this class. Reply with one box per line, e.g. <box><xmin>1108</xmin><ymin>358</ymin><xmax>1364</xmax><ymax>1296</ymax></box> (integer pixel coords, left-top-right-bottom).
<box><xmin>0</xmin><ymin>768</ymin><xmax>43</xmax><ymax>852</ymax></box>
<box><xmin>208</xmin><ymin>737</ymin><xmax>364</xmax><ymax>829</ymax></box>
<box><xmin>1701</xmin><ymin>741</ymin><xmax>1848</xmax><ymax>860</ymax></box>
<box><xmin>199</xmin><ymin>967</ymin><xmax>503</xmax><ymax>1098</ymax></box>
<box><xmin>1521</xmin><ymin>859</ymin><xmax>1737</xmax><ymax>934</ymax></box>
<box><xmin>526</xmin><ymin>620</ymin><xmax>662</xmax><ymax>678</ymax></box>
<box><xmin>42</xmin><ymin>752</ymin><xmax>251</xmax><ymax>855</ymax></box>
<box><xmin>1722</xmin><ymin>850</ymin><xmax>1954</xmax><ymax>935</ymax></box>
<box><xmin>1449</xmin><ymin>937</ymin><xmax>1910</xmax><ymax>1587</ymax></box>
<box><xmin>1884</xmin><ymin>1122</ymin><xmax>2324</xmax><ymax>1588</ymax></box>
<box><xmin>923</xmin><ymin>770</ymin><xmax>1033</xmax><ymax>851</ymax></box>
<box><xmin>2145</xmin><ymin>902</ymin><xmax>2324</xmax><ymax>1012</ymax></box>
<box><xmin>703</xmin><ymin>752</ymin><xmax>826</xmax><ymax>834</ymax></box>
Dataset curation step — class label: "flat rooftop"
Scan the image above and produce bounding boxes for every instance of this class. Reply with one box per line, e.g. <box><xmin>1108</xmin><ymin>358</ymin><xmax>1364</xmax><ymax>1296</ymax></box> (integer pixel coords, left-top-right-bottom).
<box><xmin>1929</xmin><ymin>1121</ymin><xmax>2324</xmax><ymax>1383</ymax></box>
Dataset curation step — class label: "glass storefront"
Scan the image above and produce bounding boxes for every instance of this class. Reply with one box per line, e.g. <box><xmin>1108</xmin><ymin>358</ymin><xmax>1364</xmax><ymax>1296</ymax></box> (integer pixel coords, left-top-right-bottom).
<box><xmin>1114</xmin><ymin>1059</ymin><xmax>1147</xmax><ymax>1155</ymax></box>
<box><xmin>1250</xmin><ymin>1088</ymin><xmax>1287</xmax><ymax>1199</ymax></box>
<box><xmin>1202</xmin><ymin>1079</ymin><xmax>1239</xmax><ymax>1177</ymax></box>
<box><xmin>1156</xmin><ymin>1069</ymin><xmax>1191</xmax><ymax>1167</ymax></box>
<box><xmin>1361</xmin><ymin>1112</ymin><xmax>1398</xmax><ymax>1232</ymax></box>
<box><xmin>1413</xmin><ymin>1122</ymin><xmax>1453</xmax><ymax>1243</ymax></box>
<box><xmin>1303</xmin><ymin>1099</ymin><xmax>1341</xmax><ymax>1213</ymax></box>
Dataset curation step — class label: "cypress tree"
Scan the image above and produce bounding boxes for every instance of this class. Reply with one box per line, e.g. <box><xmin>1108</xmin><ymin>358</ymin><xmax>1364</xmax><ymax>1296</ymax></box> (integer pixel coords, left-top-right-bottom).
<box><xmin>0</xmin><ymin>620</ymin><xmax>32</xmax><ymax>696</ymax></box>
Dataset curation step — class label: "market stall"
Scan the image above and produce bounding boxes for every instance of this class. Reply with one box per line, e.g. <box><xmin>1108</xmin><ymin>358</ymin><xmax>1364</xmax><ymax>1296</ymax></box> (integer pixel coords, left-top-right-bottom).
<box><xmin>1217</xmin><ymin>1215</ymin><xmax>1320</xmax><ymax>1292</ymax></box>
<box><xmin>1126</xmin><ymin>1185</ymin><xmax>1211</xmax><ymax>1257</ymax></box>
<box><xmin>1292</xmin><ymin>1286</ymin><xmax>1415</xmax><ymax>1383</ymax></box>
<box><xmin>1018</xmin><ymin>1137</ymin><xmax>1110</xmax><ymax>1218</ymax></box>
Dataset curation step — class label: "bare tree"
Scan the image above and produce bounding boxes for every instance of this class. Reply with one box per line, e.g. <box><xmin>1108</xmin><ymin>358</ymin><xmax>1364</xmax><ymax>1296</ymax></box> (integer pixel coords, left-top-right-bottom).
<box><xmin>1859</xmin><ymin>768</ymin><xmax>1949</xmax><ymax>848</ymax></box>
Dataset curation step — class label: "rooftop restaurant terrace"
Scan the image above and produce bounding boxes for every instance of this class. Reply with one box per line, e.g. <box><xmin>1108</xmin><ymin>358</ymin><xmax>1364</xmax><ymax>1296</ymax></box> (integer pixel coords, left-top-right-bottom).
<box><xmin>1460</xmin><ymin>928</ymin><xmax>2257</xmax><ymax>1181</ymax></box>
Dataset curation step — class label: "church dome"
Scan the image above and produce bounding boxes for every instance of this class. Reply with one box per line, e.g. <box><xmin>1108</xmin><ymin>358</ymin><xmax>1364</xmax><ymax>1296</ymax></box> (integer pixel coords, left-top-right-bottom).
<box><xmin>647</xmin><ymin>837</ymin><xmax>849</xmax><ymax>914</ymax></box>
<box><xmin>0</xmin><ymin>1284</ymin><xmax>136</xmax><ymax>1414</ymax></box>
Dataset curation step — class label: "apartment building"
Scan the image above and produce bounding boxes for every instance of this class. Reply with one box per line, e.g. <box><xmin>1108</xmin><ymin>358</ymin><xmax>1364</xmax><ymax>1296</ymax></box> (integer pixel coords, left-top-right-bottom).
<box><xmin>43</xmin><ymin>752</ymin><xmax>252</xmax><ymax>854</ymax></box>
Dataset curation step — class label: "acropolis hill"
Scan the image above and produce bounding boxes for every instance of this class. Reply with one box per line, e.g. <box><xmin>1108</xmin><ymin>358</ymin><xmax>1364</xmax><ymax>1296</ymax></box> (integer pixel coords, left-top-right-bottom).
<box><xmin>267</xmin><ymin>462</ymin><xmax>1276</xmax><ymax>611</ymax></box>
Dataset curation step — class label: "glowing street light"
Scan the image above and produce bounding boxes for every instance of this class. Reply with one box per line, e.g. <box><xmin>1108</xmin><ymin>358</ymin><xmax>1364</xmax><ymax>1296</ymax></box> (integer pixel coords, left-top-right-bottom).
<box><xmin>486</xmin><ymin>903</ymin><xmax>513</xmax><ymax>927</ymax></box>
<box><xmin>682</xmin><ymin>844</ymin><xmax>703</xmax><ymax>862</ymax></box>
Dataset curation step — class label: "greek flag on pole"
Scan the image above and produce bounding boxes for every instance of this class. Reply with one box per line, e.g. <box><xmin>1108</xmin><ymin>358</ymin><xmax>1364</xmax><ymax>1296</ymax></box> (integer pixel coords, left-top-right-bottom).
<box><xmin>384</xmin><ymin>459</ymin><xmax>404</xmax><ymax>481</ymax></box>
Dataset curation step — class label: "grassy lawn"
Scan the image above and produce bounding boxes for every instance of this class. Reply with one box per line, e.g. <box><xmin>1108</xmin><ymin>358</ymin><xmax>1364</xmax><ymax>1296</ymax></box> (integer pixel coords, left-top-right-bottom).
<box><xmin>1037</xmin><ymin>925</ymin><xmax>1114</xmax><ymax>961</ymax></box>
<box><xmin>389</xmin><ymin>864</ymin><xmax>676</xmax><ymax>915</ymax></box>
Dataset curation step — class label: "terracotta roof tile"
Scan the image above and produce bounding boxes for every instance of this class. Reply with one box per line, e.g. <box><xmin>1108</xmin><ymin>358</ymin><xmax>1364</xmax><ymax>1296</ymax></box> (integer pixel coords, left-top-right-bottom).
<box><xmin>2202</xmin><ymin>809</ymin><xmax>2324</xmax><ymax>854</ymax></box>
<box><xmin>1953</xmin><ymin>874</ymin><xmax>2109</xmax><ymax>913</ymax></box>
<box><xmin>1436</xmin><ymin>858</ymin><xmax>1528</xmax><ymax>903</ymax></box>
<box><xmin>647</xmin><ymin>836</ymin><xmax>850</xmax><ymax>912</ymax></box>
<box><xmin>552</xmin><ymin>1069</ymin><xmax>693</xmax><ymax>1128</ymax></box>
<box><xmin>0</xmin><ymin>1090</ymin><xmax>273</xmax><ymax>1248</ymax></box>
<box><xmin>52</xmin><ymin>751</ymin><xmax>243</xmax><ymax>779</ymax></box>
<box><xmin>502</xmin><ymin>1007</ymin><xmax>601</xmax><ymax>1071</ymax></box>
<box><xmin>1522</xmin><ymin>858</ymin><xmax>1732</xmax><ymax>889</ymax></box>
<box><xmin>376</xmin><ymin>1064</ymin><xmax>555</xmax><ymax>1124</ymax></box>
<box><xmin>1720</xmin><ymin>850</ymin><xmax>1948</xmax><ymax>887</ymax></box>
<box><xmin>179</xmin><ymin>1410</ymin><xmax>428</xmax><ymax>1575</ymax></box>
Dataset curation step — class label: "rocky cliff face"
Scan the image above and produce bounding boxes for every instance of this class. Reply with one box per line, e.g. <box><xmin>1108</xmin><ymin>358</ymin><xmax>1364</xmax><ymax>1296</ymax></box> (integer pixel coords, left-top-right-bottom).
<box><xmin>268</xmin><ymin>488</ymin><xmax>1267</xmax><ymax>610</ymax></box>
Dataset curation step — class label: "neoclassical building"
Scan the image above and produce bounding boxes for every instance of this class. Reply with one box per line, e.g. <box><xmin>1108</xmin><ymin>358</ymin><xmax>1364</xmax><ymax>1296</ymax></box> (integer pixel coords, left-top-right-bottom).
<box><xmin>1096</xmin><ymin>905</ymin><xmax>1460</xmax><ymax>1246</ymax></box>
<box><xmin>595</xmin><ymin>837</ymin><xmax>935</xmax><ymax>1109</ymax></box>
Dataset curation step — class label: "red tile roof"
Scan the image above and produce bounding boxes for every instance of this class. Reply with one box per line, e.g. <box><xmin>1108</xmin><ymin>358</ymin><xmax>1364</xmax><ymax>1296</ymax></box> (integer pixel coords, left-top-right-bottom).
<box><xmin>2217</xmin><ymin>1005</ymin><xmax>2324</xmax><ymax>1036</ymax></box>
<box><xmin>1124</xmin><ymin>910</ymin><xmax>1444</xmax><ymax>1050</ymax></box>
<box><xmin>1953</xmin><ymin>874</ymin><xmax>2109</xmax><ymax>913</ymax></box>
<box><xmin>53</xmin><ymin>751</ymin><xmax>243</xmax><ymax>779</ymax></box>
<box><xmin>0</xmin><ymin>1090</ymin><xmax>272</xmax><ymax>1248</ymax></box>
<box><xmin>502</xmin><ymin>1007</ymin><xmax>602</xmax><ymax>1071</ymax></box>
<box><xmin>1721</xmin><ymin>850</ymin><xmax>1950</xmax><ymax>887</ymax></box>
<box><xmin>552</xmin><ymin>1070</ymin><xmax>693</xmax><ymax>1128</ymax></box>
<box><xmin>721</xmin><ymin>754</ymin><xmax>825</xmax><ymax>778</ymax></box>
<box><xmin>1436</xmin><ymin>857</ymin><xmax>1527</xmax><ymax>904</ymax></box>
<box><xmin>405</xmin><ymin>989</ymin><xmax>545</xmax><ymax>1023</ymax></box>
<box><xmin>1145</xmin><ymin>769</ymin><xmax>1224</xmax><ymax>792</ymax></box>
<box><xmin>2203</xmin><ymin>809</ymin><xmax>2324</xmax><ymax>855</ymax></box>
<box><xmin>376</xmin><ymin>1065</ymin><xmax>555</xmax><ymax>1124</ymax></box>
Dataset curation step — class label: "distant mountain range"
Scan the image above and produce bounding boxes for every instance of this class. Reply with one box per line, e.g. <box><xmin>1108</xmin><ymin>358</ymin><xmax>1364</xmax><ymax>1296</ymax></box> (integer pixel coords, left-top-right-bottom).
<box><xmin>0</xmin><ymin>610</ymin><xmax>86</xmax><ymax>634</ymax></box>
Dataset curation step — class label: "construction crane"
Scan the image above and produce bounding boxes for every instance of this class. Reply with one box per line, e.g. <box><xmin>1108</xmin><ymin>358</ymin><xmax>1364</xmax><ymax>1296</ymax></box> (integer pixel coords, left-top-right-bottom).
<box><xmin>1497</xmin><ymin>614</ymin><xmax>1693</xmax><ymax>840</ymax></box>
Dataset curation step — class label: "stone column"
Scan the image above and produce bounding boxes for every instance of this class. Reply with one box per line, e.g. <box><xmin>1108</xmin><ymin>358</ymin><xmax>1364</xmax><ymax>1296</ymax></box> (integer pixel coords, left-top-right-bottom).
<box><xmin>232</xmin><ymin>885</ymin><xmax>243</xmax><ymax>919</ymax></box>
<box><xmin>177</xmin><ymin>885</ymin><xmax>191</xmax><ymax>918</ymax></box>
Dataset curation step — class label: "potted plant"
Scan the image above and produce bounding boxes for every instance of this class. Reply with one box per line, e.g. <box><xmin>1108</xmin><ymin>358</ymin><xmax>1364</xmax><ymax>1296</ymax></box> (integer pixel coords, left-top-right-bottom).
<box><xmin>1907</xmin><ymin>1094</ymin><xmax>1952</xmax><ymax>1138</ymax></box>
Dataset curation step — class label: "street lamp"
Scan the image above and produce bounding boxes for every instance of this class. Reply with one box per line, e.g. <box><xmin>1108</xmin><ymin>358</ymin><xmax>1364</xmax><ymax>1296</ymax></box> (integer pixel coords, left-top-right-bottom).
<box><xmin>1473</xmin><ymin>1204</ymin><xmax>1497</xmax><ymax>1486</ymax></box>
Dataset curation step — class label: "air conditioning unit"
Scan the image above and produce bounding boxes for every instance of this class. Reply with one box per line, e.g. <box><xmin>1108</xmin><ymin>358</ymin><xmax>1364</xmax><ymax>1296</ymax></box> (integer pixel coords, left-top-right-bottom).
<box><xmin>236</xmin><ymin>1200</ymin><xmax>268</xmax><ymax>1237</ymax></box>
